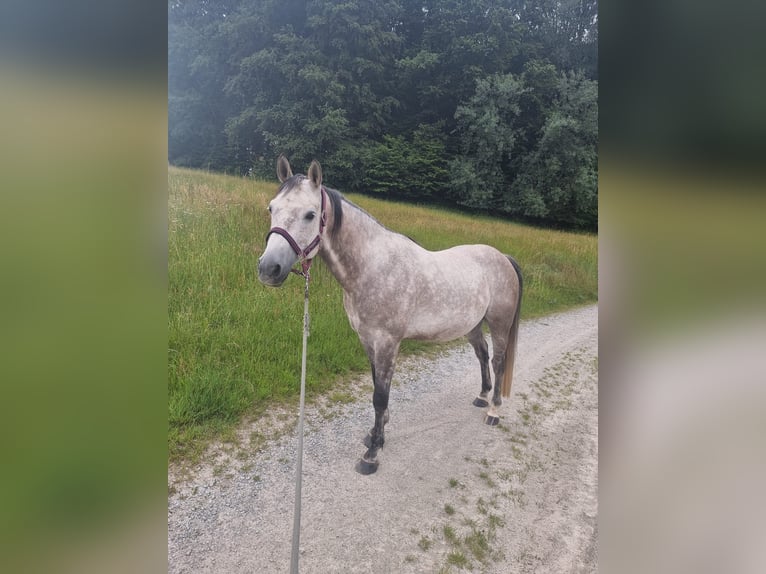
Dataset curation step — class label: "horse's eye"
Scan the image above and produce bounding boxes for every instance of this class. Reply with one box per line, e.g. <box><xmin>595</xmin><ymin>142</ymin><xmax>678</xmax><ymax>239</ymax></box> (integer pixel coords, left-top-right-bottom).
<box><xmin>267</xmin><ymin>205</ymin><xmax>272</xmax><ymax>213</ymax></box>
<box><xmin>305</xmin><ymin>211</ymin><xmax>316</xmax><ymax>221</ymax></box>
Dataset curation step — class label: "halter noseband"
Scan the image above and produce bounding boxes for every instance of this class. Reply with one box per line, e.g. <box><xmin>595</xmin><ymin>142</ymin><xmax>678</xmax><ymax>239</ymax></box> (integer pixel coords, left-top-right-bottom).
<box><xmin>265</xmin><ymin>186</ymin><xmax>328</xmax><ymax>278</ymax></box>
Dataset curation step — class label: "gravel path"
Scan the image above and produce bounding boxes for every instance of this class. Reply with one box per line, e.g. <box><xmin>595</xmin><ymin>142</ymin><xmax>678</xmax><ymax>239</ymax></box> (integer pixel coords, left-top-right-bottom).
<box><xmin>168</xmin><ymin>305</ymin><xmax>598</xmax><ymax>573</ymax></box>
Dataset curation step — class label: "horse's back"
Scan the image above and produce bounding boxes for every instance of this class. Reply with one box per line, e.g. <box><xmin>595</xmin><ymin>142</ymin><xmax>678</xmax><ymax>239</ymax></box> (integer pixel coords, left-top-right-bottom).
<box><xmin>429</xmin><ymin>244</ymin><xmax>516</xmax><ymax>289</ymax></box>
<box><xmin>399</xmin><ymin>243</ymin><xmax>518</xmax><ymax>341</ymax></box>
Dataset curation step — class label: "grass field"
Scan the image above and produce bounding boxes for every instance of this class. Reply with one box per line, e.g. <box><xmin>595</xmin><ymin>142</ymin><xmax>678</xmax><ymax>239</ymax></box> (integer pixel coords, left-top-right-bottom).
<box><xmin>168</xmin><ymin>166</ymin><xmax>597</xmax><ymax>461</ymax></box>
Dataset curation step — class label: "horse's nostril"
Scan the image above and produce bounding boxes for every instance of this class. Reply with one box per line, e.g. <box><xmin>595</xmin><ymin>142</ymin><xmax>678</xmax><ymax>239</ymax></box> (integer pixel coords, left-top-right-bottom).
<box><xmin>257</xmin><ymin>256</ymin><xmax>282</xmax><ymax>280</ymax></box>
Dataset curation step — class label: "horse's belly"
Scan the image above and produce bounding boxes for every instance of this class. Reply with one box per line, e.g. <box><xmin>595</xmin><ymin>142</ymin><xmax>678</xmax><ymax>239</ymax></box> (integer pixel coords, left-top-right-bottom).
<box><xmin>404</xmin><ymin>302</ymin><xmax>485</xmax><ymax>342</ymax></box>
<box><xmin>403</xmin><ymin>262</ymin><xmax>491</xmax><ymax>342</ymax></box>
<box><xmin>406</xmin><ymin>323</ymin><xmax>473</xmax><ymax>343</ymax></box>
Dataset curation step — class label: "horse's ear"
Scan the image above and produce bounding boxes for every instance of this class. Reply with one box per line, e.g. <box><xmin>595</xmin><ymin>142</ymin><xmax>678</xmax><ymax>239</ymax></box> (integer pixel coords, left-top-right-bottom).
<box><xmin>308</xmin><ymin>160</ymin><xmax>322</xmax><ymax>188</ymax></box>
<box><xmin>276</xmin><ymin>155</ymin><xmax>292</xmax><ymax>183</ymax></box>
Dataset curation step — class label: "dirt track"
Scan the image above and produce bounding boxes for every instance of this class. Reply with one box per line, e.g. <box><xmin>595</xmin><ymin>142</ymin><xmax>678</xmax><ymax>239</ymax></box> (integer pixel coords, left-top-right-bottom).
<box><xmin>168</xmin><ymin>305</ymin><xmax>598</xmax><ymax>573</ymax></box>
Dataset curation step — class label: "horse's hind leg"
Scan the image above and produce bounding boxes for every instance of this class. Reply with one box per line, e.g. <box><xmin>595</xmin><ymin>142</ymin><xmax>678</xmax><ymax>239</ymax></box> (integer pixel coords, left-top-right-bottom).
<box><xmin>483</xmin><ymin>337</ymin><xmax>511</xmax><ymax>426</ymax></box>
<box><xmin>484</xmin><ymin>351</ymin><xmax>506</xmax><ymax>426</ymax></box>
<box><xmin>467</xmin><ymin>322</ymin><xmax>492</xmax><ymax>408</ymax></box>
<box><xmin>484</xmin><ymin>316</ymin><xmax>512</xmax><ymax>426</ymax></box>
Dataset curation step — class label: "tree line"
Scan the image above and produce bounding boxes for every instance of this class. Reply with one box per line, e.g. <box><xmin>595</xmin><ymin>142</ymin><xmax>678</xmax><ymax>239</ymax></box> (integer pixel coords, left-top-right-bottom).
<box><xmin>169</xmin><ymin>0</ymin><xmax>597</xmax><ymax>229</ymax></box>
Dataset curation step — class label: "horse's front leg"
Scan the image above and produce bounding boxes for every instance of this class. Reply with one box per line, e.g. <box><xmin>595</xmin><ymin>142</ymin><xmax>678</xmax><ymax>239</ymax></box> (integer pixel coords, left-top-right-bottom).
<box><xmin>356</xmin><ymin>339</ymin><xmax>399</xmax><ymax>475</ymax></box>
<box><xmin>363</xmin><ymin>407</ymin><xmax>389</xmax><ymax>449</ymax></box>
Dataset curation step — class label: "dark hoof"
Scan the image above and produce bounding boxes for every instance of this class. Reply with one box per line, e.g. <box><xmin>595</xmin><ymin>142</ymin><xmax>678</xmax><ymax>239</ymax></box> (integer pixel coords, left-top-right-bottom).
<box><xmin>473</xmin><ymin>397</ymin><xmax>489</xmax><ymax>408</ymax></box>
<box><xmin>484</xmin><ymin>414</ymin><xmax>500</xmax><ymax>426</ymax></box>
<box><xmin>355</xmin><ymin>457</ymin><xmax>379</xmax><ymax>475</ymax></box>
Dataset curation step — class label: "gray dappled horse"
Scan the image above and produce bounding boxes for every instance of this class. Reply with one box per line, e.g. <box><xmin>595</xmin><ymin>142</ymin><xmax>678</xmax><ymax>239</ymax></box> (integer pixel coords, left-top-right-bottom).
<box><xmin>258</xmin><ymin>156</ymin><xmax>523</xmax><ymax>474</ymax></box>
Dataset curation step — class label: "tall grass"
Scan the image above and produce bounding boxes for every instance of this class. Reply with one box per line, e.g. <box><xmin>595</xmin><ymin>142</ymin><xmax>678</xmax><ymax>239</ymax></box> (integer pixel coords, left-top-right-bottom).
<box><xmin>168</xmin><ymin>167</ymin><xmax>597</xmax><ymax>460</ymax></box>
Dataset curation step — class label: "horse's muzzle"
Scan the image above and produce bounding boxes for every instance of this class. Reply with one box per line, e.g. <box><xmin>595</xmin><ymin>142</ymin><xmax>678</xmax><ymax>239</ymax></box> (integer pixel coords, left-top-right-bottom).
<box><xmin>257</xmin><ymin>254</ymin><xmax>291</xmax><ymax>287</ymax></box>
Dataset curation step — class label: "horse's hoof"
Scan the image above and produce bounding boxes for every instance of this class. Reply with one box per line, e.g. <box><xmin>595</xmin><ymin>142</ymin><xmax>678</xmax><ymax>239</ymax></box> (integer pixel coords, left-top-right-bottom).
<box><xmin>473</xmin><ymin>397</ymin><xmax>489</xmax><ymax>408</ymax></box>
<box><xmin>484</xmin><ymin>414</ymin><xmax>500</xmax><ymax>426</ymax></box>
<box><xmin>355</xmin><ymin>457</ymin><xmax>379</xmax><ymax>475</ymax></box>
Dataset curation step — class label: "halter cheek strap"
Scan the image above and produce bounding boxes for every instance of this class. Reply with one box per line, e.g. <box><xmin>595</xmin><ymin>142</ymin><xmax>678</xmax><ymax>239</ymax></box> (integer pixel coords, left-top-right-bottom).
<box><xmin>265</xmin><ymin>186</ymin><xmax>328</xmax><ymax>278</ymax></box>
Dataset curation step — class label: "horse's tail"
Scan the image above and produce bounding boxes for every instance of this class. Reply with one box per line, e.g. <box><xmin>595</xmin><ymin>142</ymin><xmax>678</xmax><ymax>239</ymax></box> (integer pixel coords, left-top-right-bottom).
<box><xmin>501</xmin><ymin>255</ymin><xmax>523</xmax><ymax>398</ymax></box>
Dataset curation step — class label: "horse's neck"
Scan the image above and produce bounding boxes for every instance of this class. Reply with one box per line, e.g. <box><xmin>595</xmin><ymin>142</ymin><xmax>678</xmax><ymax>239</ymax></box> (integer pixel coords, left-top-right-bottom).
<box><xmin>320</xmin><ymin>200</ymin><xmax>391</xmax><ymax>290</ymax></box>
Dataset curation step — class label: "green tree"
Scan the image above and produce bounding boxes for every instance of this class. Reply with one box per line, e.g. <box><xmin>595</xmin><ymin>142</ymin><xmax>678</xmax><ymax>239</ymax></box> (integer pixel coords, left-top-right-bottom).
<box><xmin>168</xmin><ymin>0</ymin><xmax>236</xmax><ymax>170</ymax></box>
<box><xmin>511</xmin><ymin>72</ymin><xmax>598</xmax><ymax>228</ymax></box>
<box><xmin>451</xmin><ymin>74</ymin><xmax>526</xmax><ymax>209</ymax></box>
<box><xmin>222</xmin><ymin>0</ymin><xmax>403</xmax><ymax>177</ymax></box>
<box><xmin>360</xmin><ymin>123</ymin><xmax>448</xmax><ymax>200</ymax></box>
<box><xmin>394</xmin><ymin>0</ymin><xmax>523</xmax><ymax>134</ymax></box>
<box><xmin>514</xmin><ymin>0</ymin><xmax>598</xmax><ymax>78</ymax></box>
<box><xmin>167</xmin><ymin>0</ymin><xmax>598</xmax><ymax>228</ymax></box>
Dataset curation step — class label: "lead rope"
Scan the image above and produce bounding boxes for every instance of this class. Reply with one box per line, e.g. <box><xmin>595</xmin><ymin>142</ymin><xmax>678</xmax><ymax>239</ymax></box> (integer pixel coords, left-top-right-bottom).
<box><xmin>290</xmin><ymin>270</ymin><xmax>310</xmax><ymax>574</ymax></box>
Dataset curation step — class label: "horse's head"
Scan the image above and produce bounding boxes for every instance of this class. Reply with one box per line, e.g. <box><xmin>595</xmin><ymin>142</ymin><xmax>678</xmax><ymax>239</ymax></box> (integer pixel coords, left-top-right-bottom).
<box><xmin>258</xmin><ymin>155</ymin><xmax>326</xmax><ymax>286</ymax></box>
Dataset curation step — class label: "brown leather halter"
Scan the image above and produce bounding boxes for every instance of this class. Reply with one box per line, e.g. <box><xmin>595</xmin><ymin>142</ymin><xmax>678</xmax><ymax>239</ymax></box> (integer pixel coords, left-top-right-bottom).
<box><xmin>265</xmin><ymin>186</ymin><xmax>328</xmax><ymax>278</ymax></box>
